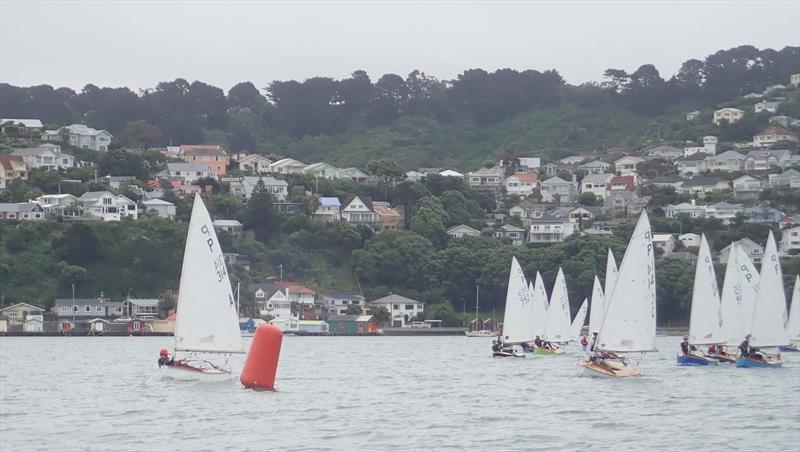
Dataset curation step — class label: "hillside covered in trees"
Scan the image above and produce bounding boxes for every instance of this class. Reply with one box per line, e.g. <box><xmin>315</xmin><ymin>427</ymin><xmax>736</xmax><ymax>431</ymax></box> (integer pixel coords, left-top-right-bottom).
<box><xmin>2</xmin><ymin>45</ymin><xmax>798</xmax><ymax>170</ymax></box>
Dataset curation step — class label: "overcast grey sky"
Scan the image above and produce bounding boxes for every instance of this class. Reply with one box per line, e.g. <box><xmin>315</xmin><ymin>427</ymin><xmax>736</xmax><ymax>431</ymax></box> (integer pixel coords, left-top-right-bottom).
<box><xmin>1</xmin><ymin>1</ymin><xmax>799</xmax><ymax>91</ymax></box>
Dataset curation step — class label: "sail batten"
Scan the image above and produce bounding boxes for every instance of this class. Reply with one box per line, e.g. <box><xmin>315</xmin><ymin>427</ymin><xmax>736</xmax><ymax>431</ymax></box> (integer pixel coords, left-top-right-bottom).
<box><xmin>174</xmin><ymin>195</ymin><xmax>243</xmax><ymax>354</ymax></box>
<box><xmin>688</xmin><ymin>235</ymin><xmax>724</xmax><ymax>345</ymax></box>
<box><xmin>596</xmin><ymin>211</ymin><xmax>656</xmax><ymax>353</ymax></box>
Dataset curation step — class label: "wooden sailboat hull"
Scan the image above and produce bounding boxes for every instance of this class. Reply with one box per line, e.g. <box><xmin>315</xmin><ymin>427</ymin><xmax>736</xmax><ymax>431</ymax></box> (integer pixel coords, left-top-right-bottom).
<box><xmin>676</xmin><ymin>354</ymin><xmax>718</xmax><ymax>366</ymax></box>
<box><xmin>735</xmin><ymin>356</ymin><xmax>782</xmax><ymax>368</ymax></box>
<box><xmin>579</xmin><ymin>359</ymin><xmax>640</xmax><ymax>377</ymax></box>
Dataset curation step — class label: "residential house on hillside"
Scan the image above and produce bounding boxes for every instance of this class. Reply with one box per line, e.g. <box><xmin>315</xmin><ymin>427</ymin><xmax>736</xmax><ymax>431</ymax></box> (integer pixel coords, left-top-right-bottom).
<box><xmin>0</xmin><ymin>303</ymin><xmax>45</xmax><ymax>324</ymax></box>
<box><xmin>675</xmin><ymin>153</ymin><xmax>707</xmax><ymax>177</ymax></box>
<box><xmin>769</xmin><ymin>115</ymin><xmax>800</xmax><ymax>128</ymax></box>
<box><xmin>652</xmin><ymin>234</ymin><xmax>676</xmax><ymax>256</ymax></box>
<box><xmin>303</xmin><ymin>162</ymin><xmax>341</xmax><ymax>179</ymax></box>
<box><xmin>580</xmin><ymin>173</ymin><xmax>614</xmax><ymax>200</ymax></box>
<box><xmin>503</xmin><ymin>172</ymin><xmax>538</xmax><ymax>196</ymax></box>
<box><xmin>560</xmin><ymin>156</ymin><xmax>586</xmax><ymax>165</ymax></box>
<box><xmin>604</xmin><ymin>145</ymin><xmax>634</xmax><ymax>159</ymax></box>
<box><xmin>685</xmin><ymin>111</ymin><xmax>700</xmax><ymax>121</ymax></box>
<box><xmin>405</xmin><ymin>170</ymin><xmax>424</xmax><ymax>182</ymax></box>
<box><xmin>370</xmin><ymin>293</ymin><xmax>424</xmax><ymax>327</ymax></box>
<box><xmin>79</xmin><ymin>191</ymin><xmax>138</xmax><ymax>221</ymax></box>
<box><xmin>1</xmin><ymin>118</ymin><xmax>43</xmax><ymax>135</ymax></box>
<box><xmin>41</xmin><ymin>124</ymin><xmax>112</xmax><ymax>151</ymax></box>
<box><xmin>646</xmin><ymin>145</ymin><xmax>683</xmax><ymax>160</ymax></box>
<box><xmin>467</xmin><ymin>166</ymin><xmax>504</xmax><ymax>191</ymax></box>
<box><xmin>314</xmin><ymin>197</ymin><xmax>341</xmax><ymax>222</ymax></box>
<box><xmin>754</xmin><ymin>101</ymin><xmax>781</xmax><ymax>114</ymax></box>
<box><xmin>494</xmin><ymin>224</ymin><xmax>526</xmax><ymax>245</ymax></box>
<box><xmin>743</xmin><ymin>206</ymin><xmax>784</xmax><ymax>224</ymax></box>
<box><xmin>679</xmin><ymin>233</ymin><xmax>701</xmax><ymax>248</ymax></box>
<box><xmin>102</xmin><ymin>175</ymin><xmax>136</xmax><ymax>190</ymax></box>
<box><xmin>142</xmin><ymin>199</ymin><xmax>176</xmax><ymax>219</ymax></box>
<box><xmin>180</xmin><ymin>145</ymin><xmax>230</xmax><ymax>176</ymax></box>
<box><xmin>608</xmin><ymin>175</ymin><xmax>636</xmax><ymax>193</ymax></box>
<box><xmin>705</xmin><ymin>202</ymin><xmax>743</xmax><ymax>224</ymax></box>
<box><xmin>769</xmin><ymin>169</ymin><xmax>800</xmax><ymax>189</ymax></box>
<box><xmin>11</xmin><ymin>144</ymin><xmax>74</xmax><ymax>170</ymax></box>
<box><xmin>555</xmin><ymin>205</ymin><xmax>599</xmax><ymax>224</ymax></box>
<box><xmin>719</xmin><ymin>238</ymin><xmax>764</xmax><ymax>264</ymax></box>
<box><xmin>269</xmin><ymin>157</ymin><xmax>306</xmax><ymax>175</ymax></box>
<box><xmin>0</xmin><ymin>155</ymin><xmax>28</xmax><ymax>182</ymax></box>
<box><xmin>744</xmin><ymin>149</ymin><xmax>792</xmax><ymax>170</ymax></box>
<box><xmin>543</xmin><ymin>161</ymin><xmax>572</xmax><ymax>177</ymax></box>
<box><xmin>439</xmin><ymin>169</ymin><xmax>464</xmax><ymax>178</ymax></box>
<box><xmin>53</xmin><ymin>298</ymin><xmax>123</xmax><ymax>320</ymax></box>
<box><xmin>228</xmin><ymin>176</ymin><xmax>288</xmax><ymax>201</ymax></box>
<box><xmin>664</xmin><ymin>202</ymin><xmax>706</xmax><ymax>219</ymax></box>
<box><xmin>540</xmin><ymin>176</ymin><xmax>578</xmax><ymax>203</ymax></box>
<box><xmin>614</xmin><ymin>156</ymin><xmax>646</xmax><ymax>176</ymax></box>
<box><xmin>644</xmin><ymin>175</ymin><xmax>684</xmax><ymax>190</ymax></box>
<box><xmin>683</xmin><ymin>136</ymin><xmax>718</xmax><ymax>157</ymax></box>
<box><xmin>323</xmin><ymin>292</ymin><xmax>366</xmax><ymax>317</ymax></box>
<box><xmin>782</xmin><ymin>226</ymin><xmax>800</xmax><ymax>255</ymax></box>
<box><xmin>237</xmin><ymin>154</ymin><xmax>272</xmax><ymax>174</ymax></box>
<box><xmin>33</xmin><ymin>194</ymin><xmax>79</xmax><ymax>216</ymax></box>
<box><xmin>528</xmin><ymin>210</ymin><xmax>576</xmax><ymax>243</ymax></box>
<box><xmin>273</xmin><ymin>202</ymin><xmax>303</xmax><ymax>215</ymax></box>
<box><xmin>703</xmin><ymin>150</ymin><xmax>745</xmax><ymax>172</ymax></box>
<box><xmin>753</xmin><ymin>127</ymin><xmax>798</xmax><ymax>147</ymax></box>
<box><xmin>249</xmin><ymin>283</ymin><xmax>292</xmax><ymax>319</ymax></box>
<box><xmin>579</xmin><ymin>160</ymin><xmax>611</xmax><ymax>174</ymax></box>
<box><xmin>713</xmin><ymin>107</ymin><xmax>745</xmax><ymax>125</ymax></box>
<box><xmin>162</xmin><ymin>163</ymin><xmax>216</xmax><ymax>183</ymax></box>
<box><xmin>517</xmin><ymin>157</ymin><xmax>541</xmax><ymax>171</ymax></box>
<box><xmin>446</xmin><ymin>224</ymin><xmax>481</xmax><ymax>239</ymax></box>
<box><xmin>341</xmin><ymin>195</ymin><xmax>378</xmax><ymax>230</ymax></box>
<box><xmin>339</xmin><ymin>167</ymin><xmax>369</xmax><ymax>182</ymax></box>
<box><xmin>508</xmin><ymin>199</ymin><xmax>549</xmax><ymax>221</ymax></box>
<box><xmin>732</xmin><ymin>174</ymin><xmax>765</xmax><ymax>198</ymax></box>
<box><xmin>128</xmin><ymin>299</ymin><xmax>159</xmax><ymax>320</ymax></box>
<box><xmin>213</xmin><ymin>219</ymin><xmax>243</xmax><ymax>235</ymax></box>
<box><xmin>0</xmin><ymin>202</ymin><xmax>45</xmax><ymax>220</ymax></box>
<box><xmin>373</xmin><ymin>202</ymin><xmax>402</xmax><ymax>233</ymax></box>
<box><xmin>679</xmin><ymin>176</ymin><xmax>729</xmax><ymax>198</ymax></box>
<box><xmin>603</xmin><ymin>191</ymin><xmax>649</xmax><ymax>217</ymax></box>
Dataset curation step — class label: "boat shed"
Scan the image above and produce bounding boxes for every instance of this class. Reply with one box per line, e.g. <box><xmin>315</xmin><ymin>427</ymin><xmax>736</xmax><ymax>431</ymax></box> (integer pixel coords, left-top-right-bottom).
<box><xmin>328</xmin><ymin>315</ymin><xmax>378</xmax><ymax>335</ymax></box>
<box><xmin>297</xmin><ymin>320</ymin><xmax>329</xmax><ymax>335</ymax></box>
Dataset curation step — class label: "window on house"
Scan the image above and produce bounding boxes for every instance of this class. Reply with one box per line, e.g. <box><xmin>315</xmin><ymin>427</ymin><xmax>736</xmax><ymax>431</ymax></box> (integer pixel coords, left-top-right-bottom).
<box><xmin>85</xmin><ymin>306</ymin><xmax>91</xmax><ymax>312</ymax></box>
<box><xmin>96</xmin><ymin>306</ymin><xmax>102</xmax><ymax>312</ymax></box>
<box><xmin>405</xmin><ymin>304</ymin><xmax>414</xmax><ymax>310</ymax></box>
<box><xmin>73</xmin><ymin>306</ymin><xmax>78</xmax><ymax>312</ymax></box>
<box><xmin>393</xmin><ymin>304</ymin><xmax>399</xmax><ymax>310</ymax></box>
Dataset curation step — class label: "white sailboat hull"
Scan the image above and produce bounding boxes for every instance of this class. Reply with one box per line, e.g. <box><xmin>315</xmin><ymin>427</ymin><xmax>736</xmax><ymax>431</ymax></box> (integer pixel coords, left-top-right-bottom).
<box><xmin>579</xmin><ymin>359</ymin><xmax>641</xmax><ymax>378</ymax></box>
<box><xmin>161</xmin><ymin>360</ymin><xmax>233</xmax><ymax>381</ymax></box>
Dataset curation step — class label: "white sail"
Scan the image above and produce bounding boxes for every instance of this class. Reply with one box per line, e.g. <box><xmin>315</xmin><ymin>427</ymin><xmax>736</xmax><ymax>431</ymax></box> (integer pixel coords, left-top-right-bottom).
<box><xmin>570</xmin><ymin>298</ymin><xmax>589</xmax><ymax>341</ymax></box>
<box><xmin>735</xmin><ymin>244</ymin><xmax>760</xmax><ymax>333</ymax></box>
<box><xmin>787</xmin><ymin>275</ymin><xmax>800</xmax><ymax>341</ymax></box>
<box><xmin>544</xmin><ymin>267</ymin><xmax>572</xmax><ymax>342</ymax></box>
<box><xmin>596</xmin><ymin>210</ymin><xmax>656</xmax><ymax>353</ymax></box>
<box><xmin>531</xmin><ymin>272</ymin><xmax>549</xmax><ymax>337</ymax></box>
<box><xmin>174</xmin><ymin>194</ymin><xmax>243</xmax><ymax>353</ymax></box>
<box><xmin>588</xmin><ymin>275</ymin><xmax>605</xmax><ymax>334</ymax></box>
<box><xmin>501</xmin><ymin>256</ymin><xmax>534</xmax><ymax>343</ymax></box>
<box><xmin>604</xmin><ymin>249</ymin><xmax>618</xmax><ymax>303</ymax></box>
<box><xmin>688</xmin><ymin>234</ymin><xmax>723</xmax><ymax>345</ymax></box>
<box><xmin>749</xmin><ymin>232</ymin><xmax>789</xmax><ymax>347</ymax></box>
<box><xmin>719</xmin><ymin>243</ymin><xmax>745</xmax><ymax>346</ymax></box>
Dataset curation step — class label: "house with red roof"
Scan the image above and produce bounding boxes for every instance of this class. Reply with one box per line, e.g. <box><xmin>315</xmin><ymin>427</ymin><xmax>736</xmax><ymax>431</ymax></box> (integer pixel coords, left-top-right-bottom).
<box><xmin>607</xmin><ymin>175</ymin><xmax>636</xmax><ymax>193</ymax></box>
<box><xmin>179</xmin><ymin>144</ymin><xmax>230</xmax><ymax>176</ymax></box>
<box><xmin>503</xmin><ymin>172</ymin><xmax>539</xmax><ymax>196</ymax></box>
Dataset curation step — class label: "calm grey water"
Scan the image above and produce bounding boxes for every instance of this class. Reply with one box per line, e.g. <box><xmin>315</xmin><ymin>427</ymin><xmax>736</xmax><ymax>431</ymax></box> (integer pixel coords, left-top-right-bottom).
<box><xmin>1</xmin><ymin>336</ymin><xmax>799</xmax><ymax>451</ymax></box>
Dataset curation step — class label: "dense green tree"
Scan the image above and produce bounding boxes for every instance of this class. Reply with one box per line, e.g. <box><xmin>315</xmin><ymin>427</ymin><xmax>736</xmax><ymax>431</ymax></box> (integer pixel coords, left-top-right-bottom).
<box><xmin>244</xmin><ymin>180</ymin><xmax>281</xmax><ymax>242</ymax></box>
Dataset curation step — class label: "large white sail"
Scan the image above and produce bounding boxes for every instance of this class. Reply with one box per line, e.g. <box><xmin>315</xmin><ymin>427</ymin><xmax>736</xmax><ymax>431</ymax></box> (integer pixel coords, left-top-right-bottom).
<box><xmin>544</xmin><ymin>267</ymin><xmax>572</xmax><ymax>342</ymax></box>
<box><xmin>596</xmin><ymin>210</ymin><xmax>656</xmax><ymax>352</ymax></box>
<box><xmin>749</xmin><ymin>232</ymin><xmax>789</xmax><ymax>348</ymax></box>
<box><xmin>787</xmin><ymin>276</ymin><xmax>800</xmax><ymax>341</ymax></box>
<box><xmin>174</xmin><ymin>194</ymin><xmax>243</xmax><ymax>353</ymax></box>
<box><xmin>501</xmin><ymin>256</ymin><xmax>534</xmax><ymax>343</ymax></box>
<box><xmin>688</xmin><ymin>234</ymin><xmax>723</xmax><ymax>345</ymax></box>
<box><xmin>531</xmin><ymin>272</ymin><xmax>549</xmax><ymax>337</ymax></box>
<box><xmin>719</xmin><ymin>243</ymin><xmax>745</xmax><ymax>346</ymax></box>
<box><xmin>735</xmin><ymin>244</ymin><xmax>760</xmax><ymax>333</ymax></box>
<box><xmin>588</xmin><ymin>275</ymin><xmax>605</xmax><ymax>334</ymax></box>
<box><xmin>570</xmin><ymin>298</ymin><xmax>588</xmax><ymax>341</ymax></box>
<box><xmin>604</xmin><ymin>249</ymin><xmax>618</xmax><ymax>303</ymax></box>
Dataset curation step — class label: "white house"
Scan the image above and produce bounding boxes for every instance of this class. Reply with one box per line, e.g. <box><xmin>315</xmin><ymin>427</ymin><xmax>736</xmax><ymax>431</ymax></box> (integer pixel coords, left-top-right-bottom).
<box><xmin>540</xmin><ymin>177</ymin><xmax>578</xmax><ymax>203</ymax></box>
<box><xmin>528</xmin><ymin>211</ymin><xmax>576</xmax><ymax>243</ymax></box>
<box><xmin>713</xmin><ymin>108</ymin><xmax>745</xmax><ymax>125</ymax></box>
<box><xmin>237</xmin><ymin>154</ymin><xmax>273</xmax><ymax>174</ymax></box>
<box><xmin>646</xmin><ymin>145</ymin><xmax>684</xmax><ymax>160</ymax></box>
<box><xmin>679</xmin><ymin>176</ymin><xmax>729</xmax><ymax>198</ymax></box>
<box><xmin>128</xmin><ymin>299</ymin><xmax>160</xmax><ymax>320</ymax></box>
<box><xmin>781</xmin><ymin>226</ymin><xmax>800</xmax><ymax>255</ymax></box>
<box><xmin>752</xmin><ymin>127</ymin><xmax>799</xmax><ymax>147</ymax></box>
<box><xmin>579</xmin><ymin>160</ymin><xmax>611</xmax><ymax>175</ymax></box>
<box><xmin>406</xmin><ymin>171</ymin><xmax>424</xmax><ymax>182</ymax></box>
<box><xmin>683</xmin><ymin>136</ymin><xmax>718</xmax><ymax>157</ymax></box>
<box><xmin>503</xmin><ymin>172</ymin><xmax>538</xmax><ymax>196</ymax></box>
<box><xmin>322</xmin><ymin>292</ymin><xmax>366</xmax><ymax>317</ymax></box>
<box><xmin>0</xmin><ymin>202</ymin><xmax>45</xmax><ymax>220</ymax></box>
<box><xmin>743</xmin><ymin>149</ymin><xmax>792</xmax><ymax>171</ymax></box>
<box><xmin>338</xmin><ymin>167</ymin><xmax>369</xmax><ymax>182</ymax></box>
<box><xmin>467</xmin><ymin>166</ymin><xmax>504</xmax><ymax>191</ymax></box>
<box><xmin>768</xmin><ymin>169</ymin><xmax>800</xmax><ymax>190</ymax></box>
<box><xmin>732</xmin><ymin>174</ymin><xmax>765</xmax><ymax>198</ymax></box>
<box><xmin>678</xmin><ymin>233</ymin><xmax>701</xmax><ymax>248</ymax></box>
<box><xmin>652</xmin><ymin>234</ymin><xmax>676</xmax><ymax>255</ymax></box>
<box><xmin>303</xmin><ymin>162</ymin><xmax>341</xmax><ymax>179</ymax></box>
<box><xmin>614</xmin><ymin>156</ymin><xmax>646</xmax><ymax>176</ymax></box>
<box><xmin>228</xmin><ymin>176</ymin><xmax>288</xmax><ymax>201</ymax></box>
<box><xmin>686</xmin><ymin>111</ymin><xmax>700</xmax><ymax>121</ymax></box>
<box><xmin>78</xmin><ymin>191</ymin><xmax>138</xmax><ymax>221</ymax></box>
<box><xmin>494</xmin><ymin>224</ymin><xmax>526</xmax><ymax>245</ymax></box>
<box><xmin>33</xmin><ymin>194</ymin><xmax>79</xmax><ymax>216</ymax></box>
<box><xmin>11</xmin><ymin>144</ymin><xmax>74</xmax><ymax>170</ymax></box>
<box><xmin>250</xmin><ymin>283</ymin><xmax>293</xmax><ymax>319</ymax></box>
<box><xmin>446</xmin><ymin>224</ymin><xmax>481</xmax><ymax>238</ymax></box>
<box><xmin>341</xmin><ymin>195</ymin><xmax>378</xmax><ymax>230</ymax></box>
<box><xmin>703</xmin><ymin>150</ymin><xmax>745</xmax><ymax>173</ymax></box>
<box><xmin>675</xmin><ymin>154</ymin><xmax>707</xmax><ymax>177</ymax></box>
<box><xmin>269</xmin><ymin>157</ymin><xmax>306</xmax><ymax>174</ymax></box>
<box><xmin>705</xmin><ymin>202</ymin><xmax>743</xmax><ymax>224</ymax></box>
<box><xmin>580</xmin><ymin>173</ymin><xmax>613</xmax><ymax>200</ymax></box>
<box><xmin>439</xmin><ymin>169</ymin><xmax>464</xmax><ymax>178</ymax></box>
<box><xmin>663</xmin><ymin>202</ymin><xmax>706</xmax><ymax>219</ymax></box>
<box><xmin>41</xmin><ymin>124</ymin><xmax>113</xmax><ymax>151</ymax></box>
<box><xmin>370</xmin><ymin>293</ymin><xmax>424</xmax><ymax>328</ymax></box>
<box><xmin>142</xmin><ymin>199</ymin><xmax>176</xmax><ymax>219</ymax></box>
<box><xmin>517</xmin><ymin>157</ymin><xmax>541</xmax><ymax>171</ymax></box>
<box><xmin>314</xmin><ymin>197</ymin><xmax>341</xmax><ymax>222</ymax></box>
<box><xmin>0</xmin><ymin>302</ymin><xmax>45</xmax><ymax>324</ymax></box>
<box><xmin>508</xmin><ymin>200</ymin><xmax>549</xmax><ymax>221</ymax></box>
<box><xmin>1</xmin><ymin>118</ymin><xmax>43</xmax><ymax>134</ymax></box>
<box><xmin>163</xmin><ymin>163</ymin><xmax>216</xmax><ymax>183</ymax></box>
<box><xmin>754</xmin><ymin>101</ymin><xmax>780</xmax><ymax>114</ymax></box>
<box><xmin>719</xmin><ymin>238</ymin><xmax>764</xmax><ymax>264</ymax></box>
<box><xmin>213</xmin><ymin>219</ymin><xmax>244</xmax><ymax>235</ymax></box>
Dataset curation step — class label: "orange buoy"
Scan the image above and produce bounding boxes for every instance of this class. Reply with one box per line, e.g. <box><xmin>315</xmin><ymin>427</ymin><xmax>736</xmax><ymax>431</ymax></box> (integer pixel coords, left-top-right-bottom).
<box><xmin>240</xmin><ymin>324</ymin><xmax>283</xmax><ymax>390</ymax></box>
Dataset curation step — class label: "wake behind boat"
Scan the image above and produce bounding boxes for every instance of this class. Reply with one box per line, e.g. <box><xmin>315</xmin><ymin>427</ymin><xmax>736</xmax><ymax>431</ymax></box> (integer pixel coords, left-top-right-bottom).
<box><xmin>160</xmin><ymin>194</ymin><xmax>243</xmax><ymax>378</ymax></box>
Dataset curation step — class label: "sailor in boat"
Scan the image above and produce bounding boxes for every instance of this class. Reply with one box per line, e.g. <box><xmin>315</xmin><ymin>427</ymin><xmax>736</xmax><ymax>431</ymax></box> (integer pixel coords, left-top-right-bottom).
<box><xmin>158</xmin><ymin>348</ymin><xmax>174</xmax><ymax>367</ymax></box>
<box><xmin>680</xmin><ymin>336</ymin><xmax>699</xmax><ymax>358</ymax></box>
<box><xmin>588</xmin><ymin>331</ymin><xmax>599</xmax><ymax>351</ymax></box>
<box><xmin>588</xmin><ymin>349</ymin><xmax>625</xmax><ymax>371</ymax></box>
<box><xmin>580</xmin><ymin>335</ymin><xmax>588</xmax><ymax>352</ymax></box>
<box><xmin>738</xmin><ymin>334</ymin><xmax>765</xmax><ymax>361</ymax></box>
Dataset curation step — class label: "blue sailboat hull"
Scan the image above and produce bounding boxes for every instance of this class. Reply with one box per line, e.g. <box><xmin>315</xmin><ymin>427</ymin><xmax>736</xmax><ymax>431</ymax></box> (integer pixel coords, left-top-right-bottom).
<box><xmin>778</xmin><ymin>345</ymin><xmax>800</xmax><ymax>353</ymax></box>
<box><xmin>735</xmin><ymin>357</ymin><xmax>782</xmax><ymax>368</ymax></box>
<box><xmin>677</xmin><ymin>354</ymin><xmax>718</xmax><ymax>366</ymax></box>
